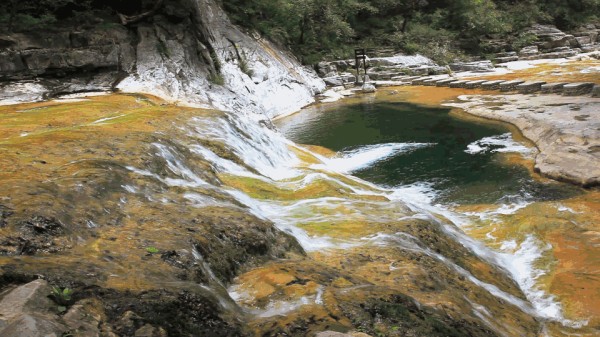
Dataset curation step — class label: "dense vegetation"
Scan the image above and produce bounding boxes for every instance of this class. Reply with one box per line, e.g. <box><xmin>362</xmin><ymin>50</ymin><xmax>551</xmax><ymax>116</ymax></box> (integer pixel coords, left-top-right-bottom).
<box><xmin>0</xmin><ymin>0</ymin><xmax>598</xmax><ymax>64</ymax></box>
<box><xmin>222</xmin><ymin>0</ymin><xmax>600</xmax><ymax>63</ymax></box>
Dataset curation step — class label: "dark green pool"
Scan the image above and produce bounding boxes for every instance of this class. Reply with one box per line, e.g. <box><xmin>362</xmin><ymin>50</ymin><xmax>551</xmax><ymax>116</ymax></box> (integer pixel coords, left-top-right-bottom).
<box><xmin>276</xmin><ymin>99</ymin><xmax>581</xmax><ymax>204</ymax></box>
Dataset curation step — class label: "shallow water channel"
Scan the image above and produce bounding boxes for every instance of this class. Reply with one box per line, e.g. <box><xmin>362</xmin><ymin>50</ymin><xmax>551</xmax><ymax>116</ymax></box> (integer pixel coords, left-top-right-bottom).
<box><xmin>271</xmin><ymin>89</ymin><xmax>599</xmax><ymax>336</ymax></box>
<box><xmin>1</xmin><ymin>92</ymin><xmax>598</xmax><ymax>336</ymax></box>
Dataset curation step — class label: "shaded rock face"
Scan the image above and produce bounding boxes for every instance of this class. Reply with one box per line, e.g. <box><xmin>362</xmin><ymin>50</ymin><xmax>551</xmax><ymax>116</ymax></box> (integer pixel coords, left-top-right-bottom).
<box><xmin>0</xmin><ymin>279</ymin><xmax>245</xmax><ymax>337</ymax></box>
<box><xmin>317</xmin><ymin>54</ymin><xmax>448</xmax><ymax>88</ymax></box>
<box><xmin>489</xmin><ymin>23</ymin><xmax>600</xmax><ymax>63</ymax></box>
<box><xmin>0</xmin><ymin>0</ymin><xmax>325</xmax><ymax>118</ymax></box>
<box><xmin>0</xmin><ymin>28</ymin><xmax>134</xmax><ymax>102</ymax></box>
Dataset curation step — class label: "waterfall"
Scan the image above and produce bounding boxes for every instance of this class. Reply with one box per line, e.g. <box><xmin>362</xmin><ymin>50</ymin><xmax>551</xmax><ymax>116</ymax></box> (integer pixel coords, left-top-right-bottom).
<box><xmin>120</xmin><ymin>104</ymin><xmax>583</xmax><ymax>334</ymax></box>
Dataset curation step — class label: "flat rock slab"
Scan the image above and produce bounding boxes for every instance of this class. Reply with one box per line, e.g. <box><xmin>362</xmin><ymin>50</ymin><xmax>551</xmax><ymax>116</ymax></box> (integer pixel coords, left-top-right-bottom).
<box><xmin>446</xmin><ymin>94</ymin><xmax>600</xmax><ymax>187</ymax></box>
<box><xmin>315</xmin><ymin>332</ymin><xmax>372</xmax><ymax>337</ymax></box>
<box><xmin>480</xmin><ymin>80</ymin><xmax>507</xmax><ymax>90</ymax></box>
<box><xmin>411</xmin><ymin>77</ymin><xmax>433</xmax><ymax>85</ymax></box>
<box><xmin>517</xmin><ymin>81</ymin><xmax>547</xmax><ymax>94</ymax></box>
<box><xmin>499</xmin><ymin>80</ymin><xmax>525</xmax><ymax>92</ymax></box>
<box><xmin>0</xmin><ymin>280</ymin><xmax>67</xmax><ymax>337</ymax></box>
<box><xmin>423</xmin><ymin>78</ymin><xmax>441</xmax><ymax>86</ymax></box>
<box><xmin>464</xmin><ymin>80</ymin><xmax>488</xmax><ymax>89</ymax></box>
<box><xmin>563</xmin><ymin>82</ymin><xmax>595</xmax><ymax>96</ymax></box>
<box><xmin>449</xmin><ymin>80</ymin><xmax>470</xmax><ymax>88</ymax></box>
<box><xmin>0</xmin><ymin>280</ymin><xmax>53</xmax><ymax>319</ymax></box>
<box><xmin>541</xmin><ymin>82</ymin><xmax>567</xmax><ymax>94</ymax></box>
<box><xmin>495</xmin><ymin>56</ymin><xmax>519</xmax><ymax>63</ymax></box>
<box><xmin>436</xmin><ymin>78</ymin><xmax>457</xmax><ymax>86</ymax></box>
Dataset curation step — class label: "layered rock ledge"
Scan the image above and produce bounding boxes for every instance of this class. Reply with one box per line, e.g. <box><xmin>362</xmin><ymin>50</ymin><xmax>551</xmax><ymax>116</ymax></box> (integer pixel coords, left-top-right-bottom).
<box><xmin>446</xmin><ymin>94</ymin><xmax>600</xmax><ymax>187</ymax></box>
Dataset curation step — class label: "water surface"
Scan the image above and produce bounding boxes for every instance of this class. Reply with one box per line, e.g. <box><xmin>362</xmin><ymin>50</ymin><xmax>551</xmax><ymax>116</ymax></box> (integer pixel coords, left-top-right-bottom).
<box><xmin>276</xmin><ymin>98</ymin><xmax>581</xmax><ymax>204</ymax></box>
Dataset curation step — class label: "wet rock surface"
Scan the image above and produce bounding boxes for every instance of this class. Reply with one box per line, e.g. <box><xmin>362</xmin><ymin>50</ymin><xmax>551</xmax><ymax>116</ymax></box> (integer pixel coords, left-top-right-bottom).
<box><xmin>0</xmin><ymin>95</ymin><xmax>306</xmax><ymax>336</ymax></box>
<box><xmin>447</xmin><ymin>94</ymin><xmax>600</xmax><ymax>186</ymax></box>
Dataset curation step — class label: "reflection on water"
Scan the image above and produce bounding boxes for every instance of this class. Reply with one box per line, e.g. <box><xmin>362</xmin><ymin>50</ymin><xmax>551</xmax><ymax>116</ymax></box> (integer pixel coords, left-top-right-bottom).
<box><xmin>276</xmin><ymin>98</ymin><xmax>582</xmax><ymax>204</ymax></box>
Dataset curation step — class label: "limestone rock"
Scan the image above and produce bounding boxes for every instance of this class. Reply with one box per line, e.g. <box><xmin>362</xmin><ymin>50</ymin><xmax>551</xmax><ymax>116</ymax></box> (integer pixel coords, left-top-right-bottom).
<box><xmin>448</xmin><ymin>61</ymin><xmax>494</xmax><ymax>72</ymax></box>
<box><xmin>563</xmin><ymin>82</ymin><xmax>595</xmax><ymax>96</ymax></box>
<box><xmin>449</xmin><ymin>80</ymin><xmax>470</xmax><ymax>88</ymax></box>
<box><xmin>519</xmin><ymin>45</ymin><xmax>539</xmax><ymax>56</ymax></box>
<box><xmin>480</xmin><ymin>80</ymin><xmax>507</xmax><ymax>90</ymax></box>
<box><xmin>499</xmin><ymin>80</ymin><xmax>525</xmax><ymax>92</ymax></box>
<box><xmin>517</xmin><ymin>81</ymin><xmax>546</xmax><ymax>94</ymax></box>
<box><xmin>436</xmin><ymin>78</ymin><xmax>457</xmax><ymax>87</ymax></box>
<box><xmin>323</xmin><ymin>76</ymin><xmax>344</xmax><ymax>87</ymax></box>
<box><xmin>447</xmin><ymin>94</ymin><xmax>600</xmax><ymax>186</ymax></box>
<box><xmin>135</xmin><ymin>324</ymin><xmax>167</xmax><ymax>337</ymax></box>
<box><xmin>361</xmin><ymin>83</ymin><xmax>376</xmax><ymax>93</ymax></box>
<box><xmin>0</xmin><ymin>280</ymin><xmax>67</xmax><ymax>337</ymax></box>
<box><xmin>0</xmin><ymin>0</ymin><xmax>326</xmax><ymax>119</ymax></box>
<box><xmin>541</xmin><ymin>82</ymin><xmax>567</xmax><ymax>94</ymax></box>
<box><xmin>464</xmin><ymin>80</ymin><xmax>488</xmax><ymax>89</ymax></box>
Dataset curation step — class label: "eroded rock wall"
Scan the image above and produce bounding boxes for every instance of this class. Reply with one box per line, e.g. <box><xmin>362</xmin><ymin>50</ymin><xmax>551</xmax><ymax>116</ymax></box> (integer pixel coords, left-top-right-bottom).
<box><xmin>0</xmin><ymin>0</ymin><xmax>325</xmax><ymax>119</ymax></box>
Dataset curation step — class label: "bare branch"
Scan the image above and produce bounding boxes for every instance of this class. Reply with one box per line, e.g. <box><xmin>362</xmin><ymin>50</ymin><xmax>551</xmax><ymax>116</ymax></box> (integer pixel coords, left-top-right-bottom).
<box><xmin>118</xmin><ymin>0</ymin><xmax>164</xmax><ymax>26</ymax></box>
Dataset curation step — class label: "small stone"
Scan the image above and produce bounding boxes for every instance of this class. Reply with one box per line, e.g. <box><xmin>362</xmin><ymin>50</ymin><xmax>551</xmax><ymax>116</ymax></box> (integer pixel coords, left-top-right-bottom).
<box><xmin>411</xmin><ymin>77</ymin><xmax>432</xmax><ymax>85</ymax></box>
<box><xmin>315</xmin><ymin>332</ymin><xmax>353</xmax><ymax>337</ymax></box>
<box><xmin>361</xmin><ymin>83</ymin><xmax>376</xmax><ymax>93</ymax></box>
<box><xmin>135</xmin><ymin>324</ymin><xmax>166</xmax><ymax>337</ymax></box>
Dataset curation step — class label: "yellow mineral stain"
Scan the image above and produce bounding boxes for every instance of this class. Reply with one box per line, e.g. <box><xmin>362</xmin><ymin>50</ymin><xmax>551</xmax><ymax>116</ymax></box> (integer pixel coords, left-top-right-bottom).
<box><xmin>465</xmin><ymin>60</ymin><xmax>600</xmax><ymax>85</ymax></box>
<box><xmin>456</xmin><ymin>189</ymin><xmax>600</xmax><ymax>334</ymax></box>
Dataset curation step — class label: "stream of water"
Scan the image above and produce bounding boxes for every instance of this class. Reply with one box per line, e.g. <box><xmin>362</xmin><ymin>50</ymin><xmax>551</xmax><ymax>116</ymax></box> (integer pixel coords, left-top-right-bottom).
<box><xmin>2</xmin><ymin>92</ymin><xmax>596</xmax><ymax>336</ymax></box>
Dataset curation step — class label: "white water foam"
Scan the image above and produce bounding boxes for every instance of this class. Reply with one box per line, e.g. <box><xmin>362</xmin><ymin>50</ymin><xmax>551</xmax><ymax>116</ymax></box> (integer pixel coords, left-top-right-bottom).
<box><xmin>121</xmin><ymin>105</ymin><xmax>578</xmax><ymax>328</ymax></box>
<box><xmin>225</xmin><ymin>190</ymin><xmax>354</xmax><ymax>252</ymax></box>
<box><xmin>385</xmin><ymin>183</ymin><xmax>581</xmax><ymax>325</ymax></box>
<box><xmin>90</xmin><ymin>114</ymin><xmax>126</xmax><ymax>125</ymax></box>
<box><xmin>187</xmin><ymin>114</ymin><xmax>301</xmax><ymax>180</ymax></box>
<box><xmin>313</xmin><ymin>143</ymin><xmax>434</xmax><ymax>174</ymax></box>
<box><xmin>364</xmin><ymin>232</ymin><xmax>537</xmax><ymax>316</ymax></box>
<box><xmin>465</xmin><ymin>133</ymin><xmax>532</xmax><ymax>155</ymax></box>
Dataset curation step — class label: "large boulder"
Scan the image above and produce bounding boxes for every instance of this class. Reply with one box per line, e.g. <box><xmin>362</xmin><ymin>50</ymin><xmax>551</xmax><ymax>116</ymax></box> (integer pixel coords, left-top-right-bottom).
<box><xmin>0</xmin><ymin>280</ymin><xmax>67</xmax><ymax>337</ymax></box>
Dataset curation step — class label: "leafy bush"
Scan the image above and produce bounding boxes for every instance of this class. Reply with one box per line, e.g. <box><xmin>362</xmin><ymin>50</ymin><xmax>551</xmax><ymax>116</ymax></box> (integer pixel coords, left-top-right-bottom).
<box><xmin>50</xmin><ymin>286</ymin><xmax>73</xmax><ymax>313</ymax></box>
<box><xmin>511</xmin><ymin>32</ymin><xmax>539</xmax><ymax>51</ymax></box>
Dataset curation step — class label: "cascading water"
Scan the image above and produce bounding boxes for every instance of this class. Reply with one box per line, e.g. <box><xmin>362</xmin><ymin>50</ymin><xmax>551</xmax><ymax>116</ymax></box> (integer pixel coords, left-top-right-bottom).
<box><xmin>122</xmin><ymin>104</ymin><xmax>582</xmax><ymax>335</ymax></box>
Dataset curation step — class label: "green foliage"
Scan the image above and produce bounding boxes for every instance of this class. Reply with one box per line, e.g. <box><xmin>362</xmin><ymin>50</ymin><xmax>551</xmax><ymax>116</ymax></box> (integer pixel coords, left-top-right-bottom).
<box><xmin>209</xmin><ymin>73</ymin><xmax>225</xmax><ymax>86</ymax></box>
<box><xmin>238</xmin><ymin>51</ymin><xmax>254</xmax><ymax>77</ymax></box>
<box><xmin>222</xmin><ymin>0</ymin><xmax>600</xmax><ymax>65</ymax></box>
<box><xmin>50</xmin><ymin>286</ymin><xmax>73</xmax><ymax>313</ymax></box>
<box><xmin>146</xmin><ymin>246</ymin><xmax>160</xmax><ymax>254</ymax></box>
<box><xmin>511</xmin><ymin>32</ymin><xmax>539</xmax><ymax>51</ymax></box>
<box><xmin>157</xmin><ymin>40</ymin><xmax>171</xmax><ymax>58</ymax></box>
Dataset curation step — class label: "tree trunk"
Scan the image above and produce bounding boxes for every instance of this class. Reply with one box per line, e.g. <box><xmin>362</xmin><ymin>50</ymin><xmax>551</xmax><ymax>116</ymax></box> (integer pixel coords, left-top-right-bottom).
<box><xmin>8</xmin><ymin>0</ymin><xmax>19</xmax><ymax>32</ymax></box>
<box><xmin>401</xmin><ymin>15</ymin><xmax>409</xmax><ymax>33</ymax></box>
<box><xmin>298</xmin><ymin>16</ymin><xmax>307</xmax><ymax>45</ymax></box>
<box><xmin>118</xmin><ymin>0</ymin><xmax>164</xmax><ymax>25</ymax></box>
